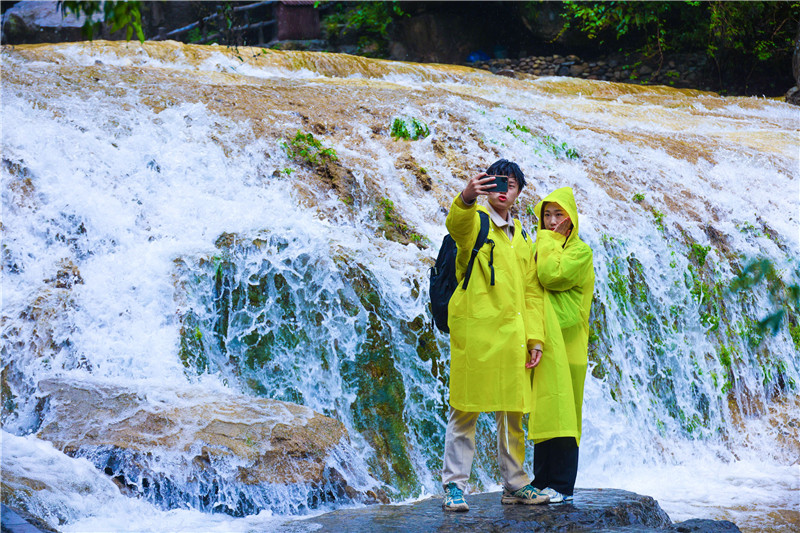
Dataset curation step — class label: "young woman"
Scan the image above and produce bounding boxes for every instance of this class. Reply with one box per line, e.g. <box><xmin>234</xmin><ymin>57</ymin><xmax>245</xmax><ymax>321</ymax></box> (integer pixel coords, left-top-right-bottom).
<box><xmin>527</xmin><ymin>187</ymin><xmax>595</xmax><ymax>503</ymax></box>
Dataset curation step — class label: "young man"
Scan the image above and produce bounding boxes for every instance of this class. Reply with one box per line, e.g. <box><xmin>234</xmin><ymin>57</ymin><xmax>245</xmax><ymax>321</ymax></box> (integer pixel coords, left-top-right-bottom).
<box><xmin>441</xmin><ymin>159</ymin><xmax>548</xmax><ymax>511</ymax></box>
<box><xmin>527</xmin><ymin>187</ymin><xmax>595</xmax><ymax>504</ymax></box>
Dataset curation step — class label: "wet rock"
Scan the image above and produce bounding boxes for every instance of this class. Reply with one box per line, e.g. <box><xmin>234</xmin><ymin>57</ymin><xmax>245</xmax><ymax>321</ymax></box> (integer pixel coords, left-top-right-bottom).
<box><xmin>282</xmin><ymin>488</ymin><xmax>739</xmax><ymax>532</ymax></box>
<box><xmin>670</xmin><ymin>518</ymin><xmax>741</xmax><ymax>532</ymax></box>
<box><xmin>1</xmin><ymin>503</ymin><xmax>59</xmax><ymax>533</ymax></box>
<box><xmin>395</xmin><ymin>154</ymin><xmax>432</xmax><ymax>191</ymax></box>
<box><xmin>44</xmin><ymin>259</ymin><xmax>83</xmax><ymax>289</ymax></box>
<box><xmin>786</xmin><ymin>85</ymin><xmax>800</xmax><ymax>106</ymax></box>
<box><xmin>388</xmin><ymin>41</ymin><xmax>408</xmax><ymax>61</ymax></box>
<box><xmin>569</xmin><ymin>64</ymin><xmax>587</xmax><ymax>76</ymax></box>
<box><xmin>1</xmin><ymin>431</ymin><xmax>124</xmax><ymax>530</ymax></box>
<box><xmin>1</xmin><ymin>1</ymin><xmax>87</xmax><ymax>45</ymax></box>
<box><xmin>793</xmin><ymin>20</ymin><xmax>800</xmax><ymax>87</ymax></box>
<box><xmin>35</xmin><ymin>378</ymin><xmax>374</xmax><ymax>515</ymax></box>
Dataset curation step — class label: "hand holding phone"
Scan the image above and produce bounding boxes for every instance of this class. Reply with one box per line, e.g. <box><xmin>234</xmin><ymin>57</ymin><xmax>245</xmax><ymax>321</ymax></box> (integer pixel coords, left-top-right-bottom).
<box><xmin>487</xmin><ymin>175</ymin><xmax>509</xmax><ymax>193</ymax></box>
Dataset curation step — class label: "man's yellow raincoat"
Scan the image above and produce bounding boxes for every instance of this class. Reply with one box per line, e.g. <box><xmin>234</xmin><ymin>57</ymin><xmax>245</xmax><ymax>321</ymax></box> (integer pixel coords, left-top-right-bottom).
<box><xmin>446</xmin><ymin>194</ymin><xmax>544</xmax><ymax>412</ymax></box>
<box><xmin>528</xmin><ymin>187</ymin><xmax>594</xmax><ymax>445</ymax></box>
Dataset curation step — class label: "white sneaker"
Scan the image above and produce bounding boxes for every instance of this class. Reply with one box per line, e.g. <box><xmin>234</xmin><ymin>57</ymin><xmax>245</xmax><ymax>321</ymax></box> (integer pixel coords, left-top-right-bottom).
<box><xmin>541</xmin><ymin>487</ymin><xmax>573</xmax><ymax>504</ymax></box>
<box><xmin>442</xmin><ymin>482</ymin><xmax>469</xmax><ymax>511</ymax></box>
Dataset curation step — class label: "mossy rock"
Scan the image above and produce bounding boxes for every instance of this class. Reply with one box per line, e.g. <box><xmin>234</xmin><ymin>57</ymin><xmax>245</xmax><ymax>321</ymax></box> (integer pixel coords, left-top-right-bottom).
<box><xmin>377</xmin><ymin>197</ymin><xmax>427</xmax><ymax>248</ymax></box>
<box><xmin>395</xmin><ymin>154</ymin><xmax>432</xmax><ymax>191</ymax></box>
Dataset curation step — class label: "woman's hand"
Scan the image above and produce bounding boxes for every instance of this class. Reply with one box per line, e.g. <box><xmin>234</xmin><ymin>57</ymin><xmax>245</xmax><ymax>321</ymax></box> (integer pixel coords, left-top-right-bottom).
<box><xmin>553</xmin><ymin>216</ymin><xmax>572</xmax><ymax>237</ymax></box>
<box><xmin>526</xmin><ymin>348</ymin><xmax>542</xmax><ymax>369</ymax></box>
<box><xmin>460</xmin><ymin>172</ymin><xmax>498</xmax><ymax>204</ymax></box>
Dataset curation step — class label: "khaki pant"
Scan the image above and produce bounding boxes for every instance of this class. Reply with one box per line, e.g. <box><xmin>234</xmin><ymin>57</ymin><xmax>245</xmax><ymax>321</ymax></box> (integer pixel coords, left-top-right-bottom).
<box><xmin>442</xmin><ymin>407</ymin><xmax>528</xmax><ymax>492</ymax></box>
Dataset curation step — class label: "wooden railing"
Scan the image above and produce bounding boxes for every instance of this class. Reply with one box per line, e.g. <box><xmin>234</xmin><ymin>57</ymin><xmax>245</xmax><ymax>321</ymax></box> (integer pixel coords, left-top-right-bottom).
<box><xmin>153</xmin><ymin>1</ymin><xmax>277</xmax><ymax>46</ymax></box>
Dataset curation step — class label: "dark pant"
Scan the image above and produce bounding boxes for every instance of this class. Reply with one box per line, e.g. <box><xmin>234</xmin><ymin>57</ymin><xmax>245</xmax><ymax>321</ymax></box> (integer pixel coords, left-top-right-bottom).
<box><xmin>531</xmin><ymin>437</ymin><xmax>579</xmax><ymax>496</ymax></box>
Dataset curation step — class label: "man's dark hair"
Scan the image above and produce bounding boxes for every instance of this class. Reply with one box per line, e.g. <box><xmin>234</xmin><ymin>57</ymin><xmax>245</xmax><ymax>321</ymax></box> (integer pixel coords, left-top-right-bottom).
<box><xmin>485</xmin><ymin>159</ymin><xmax>526</xmax><ymax>191</ymax></box>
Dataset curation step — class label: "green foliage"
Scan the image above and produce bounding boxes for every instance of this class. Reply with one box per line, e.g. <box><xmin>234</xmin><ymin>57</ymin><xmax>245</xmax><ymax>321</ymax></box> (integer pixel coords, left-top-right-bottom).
<box><xmin>729</xmin><ymin>258</ymin><xmax>800</xmax><ymax>336</ymax></box>
<box><xmin>632</xmin><ymin>193</ymin><xmax>645</xmax><ymax>203</ymax></box>
<box><xmin>505</xmin><ymin>118</ymin><xmax>580</xmax><ymax>159</ymax></box>
<box><xmin>555</xmin><ymin>1</ymin><xmax>799</xmax><ymax>88</ymax></box>
<box><xmin>704</xmin><ymin>2</ymin><xmax>800</xmax><ymax>63</ymax></box>
<box><xmin>187</xmin><ymin>27</ymin><xmax>202</xmax><ymax>44</ymax></box>
<box><xmin>685</xmin><ymin>256</ymin><xmax>723</xmax><ymax>333</ymax></box>
<box><xmin>790</xmin><ymin>322</ymin><xmax>800</xmax><ymax>352</ymax></box>
<box><xmin>689</xmin><ymin>243</ymin><xmax>711</xmax><ymax>268</ymax></box>
<box><xmin>380</xmin><ymin>197</ymin><xmax>396</xmax><ymax>223</ymax></box>
<box><xmin>281</xmin><ymin>131</ymin><xmax>338</xmax><ymax>167</ymax></box>
<box><xmin>391</xmin><ymin>118</ymin><xmax>431</xmax><ymax>141</ymax></box>
<box><xmin>651</xmin><ymin>208</ymin><xmax>665</xmax><ymax>231</ymax></box>
<box><xmin>318</xmin><ymin>1</ymin><xmax>408</xmax><ymax>57</ymax></box>
<box><xmin>391</xmin><ymin>119</ymin><xmax>409</xmax><ymax>139</ymax></box>
<box><xmin>59</xmin><ymin>1</ymin><xmax>144</xmax><ymax>42</ymax></box>
<box><xmin>559</xmin><ymin>1</ymin><xmax>673</xmax><ymax>57</ymax></box>
<box><xmin>179</xmin><ymin>312</ymin><xmax>208</xmax><ymax>375</ymax></box>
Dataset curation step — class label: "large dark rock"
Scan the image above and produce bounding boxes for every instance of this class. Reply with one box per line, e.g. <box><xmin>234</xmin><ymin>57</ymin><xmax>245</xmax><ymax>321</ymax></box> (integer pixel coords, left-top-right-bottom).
<box><xmin>671</xmin><ymin>518</ymin><xmax>741</xmax><ymax>532</ymax></box>
<box><xmin>793</xmin><ymin>19</ymin><xmax>800</xmax><ymax>87</ymax></box>
<box><xmin>282</xmin><ymin>488</ymin><xmax>741</xmax><ymax>532</ymax></box>
<box><xmin>785</xmin><ymin>85</ymin><xmax>800</xmax><ymax>106</ymax></box>
<box><xmin>1</xmin><ymin>1</ymin><xmax>89</xmax><ymax>45</ymax></box>
<box><xmin>33</xmin><ymin>378</ymin><xmax>381</xmax><ymax>515</ymax></box>
<box><xmin>788</xmin><ymin>20</ymin><xmax>800</xmax><ymax>105</ymax></box>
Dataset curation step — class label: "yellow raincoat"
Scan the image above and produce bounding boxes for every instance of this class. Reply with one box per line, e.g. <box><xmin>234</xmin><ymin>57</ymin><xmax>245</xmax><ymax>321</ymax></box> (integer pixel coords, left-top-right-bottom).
<box><xmin>446</xmin><ymin>194</ymin><xmax>544</xmax><ymax>412</ymax></box>
<box><xmin>528</xmin><ymin>187</ymin><xmax>594</xmax><ymax>445</ymax></box>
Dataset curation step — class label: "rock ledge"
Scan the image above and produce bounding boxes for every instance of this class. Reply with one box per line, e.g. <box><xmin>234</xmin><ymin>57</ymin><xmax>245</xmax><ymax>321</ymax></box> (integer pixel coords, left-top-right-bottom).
<box><xmin>283</xmin><ymin>488</ymin><xmax>741</xmax><ymax>532</ymax></box>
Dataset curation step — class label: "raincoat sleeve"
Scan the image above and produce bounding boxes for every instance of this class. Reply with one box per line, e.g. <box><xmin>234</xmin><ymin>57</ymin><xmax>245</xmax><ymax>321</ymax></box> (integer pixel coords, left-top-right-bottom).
<box><xmin>445</xmin><ymin>193</ymin><xmax>479</xmax><ymax>250</ymax></box>
<box><xmin>536</xmin><ymin>230</ymin><xmax>593</xmax><ymax>291</ymax></box>
<box><xmin>525</xmin><ymin>240</ymin><xmax>545</xmax><ymax>349</ymax></box>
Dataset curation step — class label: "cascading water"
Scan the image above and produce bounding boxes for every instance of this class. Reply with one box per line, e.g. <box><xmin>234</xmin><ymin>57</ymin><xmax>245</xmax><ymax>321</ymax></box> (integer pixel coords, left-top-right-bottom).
<box><xmin>2</xmin><ymin>41</ymin><xmax>798</xmax><ymax>532</ymax></box>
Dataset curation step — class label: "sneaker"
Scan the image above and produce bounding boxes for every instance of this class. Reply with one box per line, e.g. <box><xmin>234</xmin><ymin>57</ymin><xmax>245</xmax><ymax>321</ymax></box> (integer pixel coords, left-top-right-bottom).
<box><xmin>540</xmin><ymin>487</ymin><xmax>573</xmax><ymax>504</ymax></box>
<box><xmin>501</xmin><ymin>484</ymin><xmax>549</xmax><ymax>505</ymax></box>
<box><xmin>442</xmin><ymin>482</ymin><xmax>469</xmax><ymax>512</ymax></box>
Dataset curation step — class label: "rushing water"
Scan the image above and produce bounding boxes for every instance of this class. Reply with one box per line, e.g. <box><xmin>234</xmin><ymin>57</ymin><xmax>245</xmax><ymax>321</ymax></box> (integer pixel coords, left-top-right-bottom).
<box><xmin>2</xmin><ymin>41</ymin><xmax>798</xmax><ymax>532</ymax></box>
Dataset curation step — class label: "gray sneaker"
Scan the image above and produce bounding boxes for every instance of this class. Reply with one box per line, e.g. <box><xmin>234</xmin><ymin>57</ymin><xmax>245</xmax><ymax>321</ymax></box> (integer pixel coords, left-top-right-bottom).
<box><xmin>501</xmin><ymin>484</ymin><xmax>549</xmax><ymax>505</ymax></box>
<box><xmin>442</xmin><ymin>482</ymin><xmax>469</xmax><ymax>512</ymax></box>
<box><xmin>540</xmin><ymin>487</ymin><xmax>573</xmax><ymax>503</ymax></box>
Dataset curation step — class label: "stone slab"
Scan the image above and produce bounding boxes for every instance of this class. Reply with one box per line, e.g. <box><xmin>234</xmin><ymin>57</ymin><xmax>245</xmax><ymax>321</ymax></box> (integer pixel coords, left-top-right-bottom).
<box><xmin>0</xmin><ymin>505</ymin><xmax>52</xmax><ymax>533</ymax></box>
<box><xmin>282</xmin><ymin>489</ymin><xmax>741</xmax><ymax>532</ymax></box>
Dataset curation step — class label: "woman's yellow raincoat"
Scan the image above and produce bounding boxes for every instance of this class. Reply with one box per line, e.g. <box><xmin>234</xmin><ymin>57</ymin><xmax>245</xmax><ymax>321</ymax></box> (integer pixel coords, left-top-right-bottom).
<box><xmin>446</xmin><ymin>194</ymin><xmax>544</xmax><ymax>412</ymax></box>
<box><xmin>528</xmin><ymin>187</ymin><xmax>594</xmax><ymax>445</ymax></box>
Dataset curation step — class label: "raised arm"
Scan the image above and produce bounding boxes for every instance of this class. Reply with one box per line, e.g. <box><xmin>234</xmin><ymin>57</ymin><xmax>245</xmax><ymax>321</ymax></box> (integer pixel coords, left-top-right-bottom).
<box><xmin>446</xmin><ymin>172</ymin><xmax>497</xmax><ymax>245</ymax></box>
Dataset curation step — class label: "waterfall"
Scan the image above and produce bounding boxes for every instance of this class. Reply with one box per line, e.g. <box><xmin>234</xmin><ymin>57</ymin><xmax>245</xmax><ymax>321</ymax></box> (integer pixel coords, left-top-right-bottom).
<box><xmin>2</xmin><ymin>41</ymin><xmax>797</xmax><ymax>532</ymax></box>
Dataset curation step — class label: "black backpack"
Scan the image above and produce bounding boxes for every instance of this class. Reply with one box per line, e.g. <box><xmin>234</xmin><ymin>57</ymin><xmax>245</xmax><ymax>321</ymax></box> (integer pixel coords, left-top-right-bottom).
<box><xmin>429</xmin><ymin>211</ymin><xmax>491</xmax><ymax>333</ymax></box>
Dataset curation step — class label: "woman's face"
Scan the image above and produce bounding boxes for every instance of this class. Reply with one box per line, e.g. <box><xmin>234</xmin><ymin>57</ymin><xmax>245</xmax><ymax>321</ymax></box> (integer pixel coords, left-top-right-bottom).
<box><xmin>543</xmin><ymin>202</ymin><xmax>569</xmax><ymax>231</ymax></box>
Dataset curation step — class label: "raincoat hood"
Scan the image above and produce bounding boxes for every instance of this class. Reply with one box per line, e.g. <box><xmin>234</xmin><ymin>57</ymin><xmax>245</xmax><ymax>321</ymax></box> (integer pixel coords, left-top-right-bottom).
<box><xmin>534</xmin><ymin>187</ymin><xmax>580</xmax><ymax>243</ymax></box>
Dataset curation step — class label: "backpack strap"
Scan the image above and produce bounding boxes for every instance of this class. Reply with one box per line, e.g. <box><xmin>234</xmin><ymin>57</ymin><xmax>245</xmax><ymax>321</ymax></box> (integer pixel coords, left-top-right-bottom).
<box><xmin>486</xmin><ymin>238</ymin><xmax>496</xmax><ymax>285</ymax></box>
<box><xmin>461</xmin><ymin>211</ymin><xmax>491</xmax><ymax>290</ymax></box>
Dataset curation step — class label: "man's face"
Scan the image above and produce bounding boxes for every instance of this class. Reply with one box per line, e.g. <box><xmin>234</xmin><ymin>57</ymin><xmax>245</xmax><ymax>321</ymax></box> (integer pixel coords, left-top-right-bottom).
<box><xmin>487</xmin><ymin>176</ymin><xmax>520</xmax><ymax>213</ymax></box>
<box><xmin>543</xmin><ymin>202</ymin><xmax>569</xmax><ymax>230</ymax></box>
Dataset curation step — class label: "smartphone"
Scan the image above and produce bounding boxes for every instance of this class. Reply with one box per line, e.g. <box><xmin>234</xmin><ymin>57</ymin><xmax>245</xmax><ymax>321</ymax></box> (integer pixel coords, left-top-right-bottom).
<box><xmin>487</xmin><ymin>175</ymin><xmax>508</xmax><ymax>193</ymax></box>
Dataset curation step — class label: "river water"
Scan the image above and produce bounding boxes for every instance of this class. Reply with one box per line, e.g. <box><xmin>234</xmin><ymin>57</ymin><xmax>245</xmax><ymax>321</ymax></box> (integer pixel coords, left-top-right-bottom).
<box><xmin>2</xmin><ymin>41</ymin><xmax>798</xmax><ymax>532</ymax></box>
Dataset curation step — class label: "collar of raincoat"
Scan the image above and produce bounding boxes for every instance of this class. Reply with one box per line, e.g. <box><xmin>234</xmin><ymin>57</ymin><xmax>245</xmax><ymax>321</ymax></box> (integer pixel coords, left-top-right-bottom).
<box><xmin>486</xmin><ymin>202</ymin><xmax>515</xmax><ymax>240</ymax></box>
<box><xmin>534</xmin><ymin>186</ymin><xmax>580</xmax><ymax>245</ymax></box>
